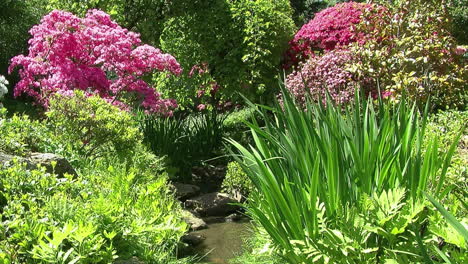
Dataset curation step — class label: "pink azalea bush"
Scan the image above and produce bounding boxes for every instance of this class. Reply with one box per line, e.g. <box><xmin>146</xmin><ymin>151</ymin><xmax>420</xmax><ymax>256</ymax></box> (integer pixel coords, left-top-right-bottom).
<box><xmin>9</xmin><ymin>9</ymin><xmax>181</xmax><ymax>114</ymax></box>
<box><xmin>285</xmin><ymin>49</ymin><xmax>362</xmax><ymax>105</ymax></box>
<box><xmin>285</xmin><ymin>2</ymin><xmax>381</xmax><ymax>68</ymax></box>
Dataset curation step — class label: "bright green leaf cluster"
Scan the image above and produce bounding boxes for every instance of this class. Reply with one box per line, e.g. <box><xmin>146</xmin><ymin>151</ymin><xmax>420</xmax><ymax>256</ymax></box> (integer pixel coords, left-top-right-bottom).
<box><xmin>46</xmin><ymin>91</ymin><xmax>141</xmax><ymax>160</ymax></box>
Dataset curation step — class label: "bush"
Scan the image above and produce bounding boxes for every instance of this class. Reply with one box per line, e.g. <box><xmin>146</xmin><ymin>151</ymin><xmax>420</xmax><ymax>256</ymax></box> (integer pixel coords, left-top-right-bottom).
<box><xmin>349</xmin><ymin>0</ymin><xmax>468</xmax><ymax>110</ymax></box>
<box><xmin>285</xmin><ymin>1</ymin><xmax>382</xmax><ymax>67</ymax></box>
<box><xmin>46</xmin><ymin>91</ymin><xmax>141</xmax><ymax>161</ymax></box>
<box><xmin>9</xmin><ymin>9</ymin><xmax>180</xmax><ymax>114</ymax></box>
<box><xmin>157</xmin><ymin>0</ymin><xmax>295</xmax><ymax>106</ymax></box>
<box><xmin>0</xmin><ymin>159</ymin><xmax>188</xmax><ymax>263</ymax></box>
<box><xmin>285</xmin><ymin>49</ymin><xmax>365</xmax><ymax>105</ymax></box>
<box><xmin>229</xmin><ymin>86</ymin><xmax>462</xmax><ymax>263</ymax></box>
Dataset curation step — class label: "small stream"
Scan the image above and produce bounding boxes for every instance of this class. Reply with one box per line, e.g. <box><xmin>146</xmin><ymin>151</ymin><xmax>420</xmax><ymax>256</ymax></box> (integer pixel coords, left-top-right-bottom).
<box><xmin>191</xmin><ymin>219</ymin><xmax>252</xmax><ymax>264</ymax></box>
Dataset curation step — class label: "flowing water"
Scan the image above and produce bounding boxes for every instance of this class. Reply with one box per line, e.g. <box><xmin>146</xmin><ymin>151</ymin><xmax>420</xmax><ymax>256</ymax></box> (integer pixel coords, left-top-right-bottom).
<box><xmin>192</xmin><ymin>219</ymin><xmax>252</xmax><ymax>264</ymax></box>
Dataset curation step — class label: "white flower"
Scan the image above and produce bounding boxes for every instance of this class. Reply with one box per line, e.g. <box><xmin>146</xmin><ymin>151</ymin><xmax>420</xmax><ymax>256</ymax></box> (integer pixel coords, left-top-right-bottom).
<box><xmin>0</xmin><ymin>75</ymin><xmax>9</xmax><ymax>99</ymax></box>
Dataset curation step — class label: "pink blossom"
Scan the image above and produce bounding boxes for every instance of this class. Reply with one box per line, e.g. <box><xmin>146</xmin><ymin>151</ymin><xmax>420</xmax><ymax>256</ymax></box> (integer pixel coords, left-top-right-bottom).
<box><xmin>196</xmin><ymin>90</ymin><xmax>205</xmax><ymax>98</ymax></box>
<box><xmin>285</xmin><ymin>49</ymin><xmax>360</xmax><ymax>105</ymax></box>
<box><xmin>285</xmin><ymin>2</ymin><xmax>385</xmax><ymax>68</ymax></box>
<box><xmin>455</xmin><ymin>46</ymin><xmax>467</xmax><ymax>55</ymax></box>
<box><xmin>9</xmin><ymin>9</ymin><xmax>181</xmax><ymax>114</ymax></box>
<box><xmin>197</xmin><ymin>104</ymin><xmax>206</xmax><ymax>111</ymax></box>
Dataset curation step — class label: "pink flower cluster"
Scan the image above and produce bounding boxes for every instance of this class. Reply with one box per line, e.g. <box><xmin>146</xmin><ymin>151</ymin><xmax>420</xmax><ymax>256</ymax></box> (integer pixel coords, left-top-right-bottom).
<box><xmin>286</xmin><ymin>49</ymin><xmax>359</xmax><ymax>105</ymax></box>
<box><xmin>285</xmin><ymin>2</ymin><xmax>375</xmax><ymax>67</ymax></box>
<box><xmin>9</xmin><ymin>10</ymin><xmax>181</xmax><ymax>114</ymax></box>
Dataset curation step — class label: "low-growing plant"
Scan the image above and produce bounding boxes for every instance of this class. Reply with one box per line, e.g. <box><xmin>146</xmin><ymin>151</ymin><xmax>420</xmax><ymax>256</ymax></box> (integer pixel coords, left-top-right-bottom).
<box><xmin>0</xmin><ymin>109</ymin><xmax>55</xmax><ymax>156</ymax></box>
<box><xmin>424</xmin><ymin>110</ymin><xmax>467</xmax><ymax>194</ymax></box>
<box><xmin>0</xmin><ymin>158</ymin><xmax>188</xmax><ymax>264</ymax></box>
<box><xmin>229</xmin><ymin>86</ymin><xmax>462</xmax><ymax>263</ymax></box>
<box><xmin>46</xmin><ymin>91</ymin><xmax>141</xmax><ymax>161</ymax></box>
<box><xmin>139</xmin><ymin>111</ymin><xmax>226</xmax><ymax>180</ymax></box>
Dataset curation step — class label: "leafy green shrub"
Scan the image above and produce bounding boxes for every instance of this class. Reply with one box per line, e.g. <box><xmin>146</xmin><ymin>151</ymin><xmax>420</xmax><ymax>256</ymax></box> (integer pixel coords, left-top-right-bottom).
<box><xmin>0</xmin><ymin>160</ymin><xmax>188</xmax><ymax>263</ymax></box>
<box><xmin>157</xmin><ymin>0</ymin><xmax>295</xmax><ymax>105</ymax></box>
<box><xmin>46</xmin><ymin>91</ymin><xmax>141</xmax><ymax>160</ymax></box>
<box><xmin>349</xmin><ymin>0</ymin><xmax>468</xmax><ymax>110</ymax></box>
<box><xmin>229</xmin><ymin>86</ymin><xmax>461</xmax><ymax>263</ymax></box>
<box><xmin>222</xmin><ymin>161</ymin><xmax>254</xmax><ymax>199</ymax></box>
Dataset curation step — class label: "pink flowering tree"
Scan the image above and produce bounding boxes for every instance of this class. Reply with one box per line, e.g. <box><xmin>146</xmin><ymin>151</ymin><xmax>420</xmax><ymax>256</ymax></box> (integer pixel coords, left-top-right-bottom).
<box><xmin>284</xmin><ymin>2</ymin><xmax>382</xmax><ymax>68</ymax></box>
<box><xmin>9</xmin><ymin>9</ymin><xmax>181</xmax><ymax>114</ymax></box>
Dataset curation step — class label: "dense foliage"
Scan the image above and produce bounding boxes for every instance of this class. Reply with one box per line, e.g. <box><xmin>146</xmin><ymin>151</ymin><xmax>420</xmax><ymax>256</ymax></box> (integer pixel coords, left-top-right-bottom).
<box><xmin>286</xmin><ymin>0</ymin><xmax>467</xmax><ymax>109</ymax></box>
<box><xmin>46</xmin><ymin>0</ymin><xmax>168</xmax><ymax>45</ymax></box>
<box><xmin>46</xmin><ymin>91</ymin><xmax>141</xmax><ymax>160</ymax></box>
<box><xmin>285</xmin><ymin>49</ymin><xmax>362</xmax><ymax>105</ymax></box>
<box><xmin>349</xmin><ymin>0</ymin><xmax>468</xmax><ymax>109</ymax></box>
<box><xmin>0</xmin><ymin>103</ymin><xmax>190</xmax><ymax>263</ymax></box>
<box><xmin>0</xmin><ymin>160</ymin><xmax>187</xmax><ymax>263</ymax></box>
<box><xmin>1</xmin><ymin>1</ymin><xmax>467</xmax><ymax>263</ymax></box>
<box><xmin>9</xmin><ymin>9</ymin><xmax>180</xmax><ymax>114</ymax></box>
<box><xmin>156</xmin><ymin>0</ymin><xmax>296</xmax><ymax>106</ymax></box>
<box><xmin>0</xmin><ymin>0</ymin><xmax>46</xmax><ymax>75</ymax></box>
<box><xmin>139</xmin><ymin>112</ymin><xmax>226</xmax><ymax>180</ymax></box>
<box><xmin>449</xmin><ymin>0</ymin><xmax>468</xmax><ymax>44</ymax></box>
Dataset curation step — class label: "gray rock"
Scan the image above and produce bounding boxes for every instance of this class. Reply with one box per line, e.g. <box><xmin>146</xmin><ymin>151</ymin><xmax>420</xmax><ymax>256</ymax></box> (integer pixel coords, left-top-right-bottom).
<box><xmin>185</xmin><ymin>192</ymin><xmax>240</xmax><ymax>217</ymax></box>
<box><xmin>181</xmin><ymin>233</ymin><xmax>205</xmax><ymax>246</ymax></box>
<box><xmin>225</xmin><ymin>213</ymin><xmax>243</xmax><ymax>222</ymax></box>
<box><xmin>172</xmin><ymin>183</ymin><xmax>200</xmax><ymax>200</ymax></box>
<box><xmin>28</xmin><ymin>153</ymin><xmax>77</xmax><ymax>177</ymax></box>
<box><xmin>182</xmin><ymin>210</ymin><xmax>207</xmax><ymax>231</ymax></box>
<box><xmin>0</xmin><ymin>152</ymin><xmax>77</xmax><ymax>178</ymax></box>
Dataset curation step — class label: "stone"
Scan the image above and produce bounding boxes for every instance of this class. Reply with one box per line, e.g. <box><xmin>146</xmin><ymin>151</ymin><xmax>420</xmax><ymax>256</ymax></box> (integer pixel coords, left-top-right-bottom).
<box><xmin>225</xmin><ymin>213</ymin><xmax>243</xmax><ymax>222</ymax></box>
<box><xmin>28</xmin><ymin>153</ymin><xmax>77</xmax><ymax>178</ymax></box>
<box><xmin>0</xmin><ymin>152</ymin><xmax>77</xmax><ymax>178</ymax></box>
<box><xmin>181</xmin><ymin>210</ymin><xmax>207</xmax><ymax>231</ymax></box>
<box><xmin>181</xmin><ymin>233</ymin><xmax>205</xmax><ymax>246</ymax></box>
<box><xmin>185</xmin><ymin>192</ymin><xmax>240</xmax><ymax>217</ymax></box>
<box><xmin>172</xmin><ymin>183</ymin><xmax>200</xmax><ymax>201</ymax></box>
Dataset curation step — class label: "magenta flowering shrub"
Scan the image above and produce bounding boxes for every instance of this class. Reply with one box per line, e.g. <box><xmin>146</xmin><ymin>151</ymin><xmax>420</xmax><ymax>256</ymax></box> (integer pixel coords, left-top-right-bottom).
<box><xmin>9</xmin><ymin>9</ymin><xmax>181</xmax><ymax>114</ymax></box>
<box><xmin>285</xmin><ymin>49</ymin><xmax>361</xmax><ymax>105</ymax></box>
<box><xmin>285</xmin><ymin>2</ymin><xmax>377</xmax><ymax>68</ymax></box>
